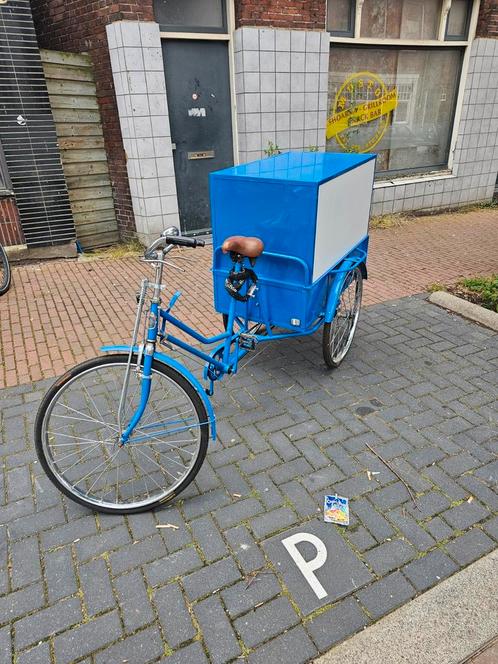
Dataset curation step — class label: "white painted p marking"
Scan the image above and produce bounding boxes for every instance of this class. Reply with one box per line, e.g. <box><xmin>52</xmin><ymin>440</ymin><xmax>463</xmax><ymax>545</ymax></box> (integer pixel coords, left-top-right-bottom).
<box><xmin>281</xmin><ymin>532</ymin><xmax>328</xmax><ymax>599</ymax></box>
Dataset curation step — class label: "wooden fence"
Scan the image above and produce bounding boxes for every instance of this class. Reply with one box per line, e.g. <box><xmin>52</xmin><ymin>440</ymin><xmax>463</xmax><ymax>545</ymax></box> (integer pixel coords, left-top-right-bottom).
<box><xmin>41</xmin><ymin>49</ymin><xmax>118</xmax><ymax>249</ymax></box>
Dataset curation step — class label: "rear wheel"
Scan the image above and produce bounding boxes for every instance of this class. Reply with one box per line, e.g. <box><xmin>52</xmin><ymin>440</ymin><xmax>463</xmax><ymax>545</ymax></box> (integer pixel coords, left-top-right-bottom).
<box><xmin>34</xmin><ymin>354</ymin><xmax>209</xmax><ymax>514</ymax></box>
<box><xmin>323</xmin><ymin>267</ymin><xmax>363</xmax><ymax>368</ymax></box>
<box><xmin>0</xmin><ymin>244</ymin><xmax>11</xmax><ymax>295</ymax></box>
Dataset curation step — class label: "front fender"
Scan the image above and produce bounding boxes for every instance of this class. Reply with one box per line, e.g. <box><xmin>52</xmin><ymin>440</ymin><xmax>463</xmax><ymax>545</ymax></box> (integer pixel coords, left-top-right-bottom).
<box><xmin>101</xmin><ymin>345</ymin><xmax>216</xmax><ymax>441</ymax></box>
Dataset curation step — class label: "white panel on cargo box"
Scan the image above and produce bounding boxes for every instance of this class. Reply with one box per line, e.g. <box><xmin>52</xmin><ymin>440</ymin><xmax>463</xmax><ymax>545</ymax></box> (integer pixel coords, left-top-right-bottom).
<box><xmin>313</xmin><ymin>160</ymin><xmax>375</xmax><ymax>282</ymax></box>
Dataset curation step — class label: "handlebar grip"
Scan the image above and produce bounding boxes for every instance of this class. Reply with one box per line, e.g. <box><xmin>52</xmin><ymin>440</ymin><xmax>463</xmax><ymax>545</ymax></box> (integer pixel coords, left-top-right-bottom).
<box><xmin>165</xmin><ymin>236</ymin><xmax>205</xmax><ymax>248</ymax></box>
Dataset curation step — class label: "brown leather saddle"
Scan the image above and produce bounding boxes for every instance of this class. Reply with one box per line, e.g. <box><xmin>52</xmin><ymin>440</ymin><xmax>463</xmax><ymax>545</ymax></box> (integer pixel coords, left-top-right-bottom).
<box><xmin>221</xmin><ymin>235</ymin><xmax>264</xmax><ymax>259</ymax></box>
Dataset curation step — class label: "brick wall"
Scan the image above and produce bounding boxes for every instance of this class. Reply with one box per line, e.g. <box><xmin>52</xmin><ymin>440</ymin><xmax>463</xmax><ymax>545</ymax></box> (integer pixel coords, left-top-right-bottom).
<box><xmin>235</xmin><ymin>0</ymin><xmax>326</xmax><ymax>30</ymax></box>
<box><xmin>31</xmin><ymin>1</ymin><xmax>155</xmax><ymax>240</ymax></box>
<box><xmin>477</xmin><ymin>0</ymin><xmax>498</xmax><ymax>38</ymax></box>
<box><xmin>0</xmin><ymin>197</ymin><xmax>24</xmax><ymax>246</ymax></box>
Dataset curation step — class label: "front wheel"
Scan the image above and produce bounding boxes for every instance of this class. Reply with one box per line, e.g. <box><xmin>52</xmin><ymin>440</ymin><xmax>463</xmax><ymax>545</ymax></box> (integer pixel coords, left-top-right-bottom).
<box><xmin>322</xmin><ymin>267</ymin><xmax>363</xmax><ymax>368</ymax></box>
<box><xmin>0</xmin><ymin>244</ymin><xmax>11</xmax><ymax>295</ymax></box>
<box><xmin>34</xmin><ymin>354</ymin><xmax>209</xmax><ymax>514</ymax></box>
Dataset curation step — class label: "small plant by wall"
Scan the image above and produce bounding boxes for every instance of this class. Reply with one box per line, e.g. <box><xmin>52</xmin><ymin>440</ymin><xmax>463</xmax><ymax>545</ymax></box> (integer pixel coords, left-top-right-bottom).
<box><xmin>264</xmin><ymin>140</ymin><xmax>281</xmax><ymax>157</ymax></box>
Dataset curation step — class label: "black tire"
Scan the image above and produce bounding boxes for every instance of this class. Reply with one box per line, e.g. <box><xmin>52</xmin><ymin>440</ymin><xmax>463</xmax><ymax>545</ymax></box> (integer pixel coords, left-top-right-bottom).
<box><xmin>323</xmin><ymin>267</ymin><xmax>363</xmax><ymax>369</ymax></box>
<box><xmin>34</xmin><ymin>353</ymin><xmax>209</xmax><ymax>514</ymax></box>
<box><xmin>0</xmin><ymin>243</ymin><xmax>11</xmax><ymax>296</ymax></box>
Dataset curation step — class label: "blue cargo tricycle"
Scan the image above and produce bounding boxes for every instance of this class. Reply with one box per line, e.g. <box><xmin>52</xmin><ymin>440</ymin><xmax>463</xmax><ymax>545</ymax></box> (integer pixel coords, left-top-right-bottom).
<box><xmin>35</xmin><ymin>152</ymin><xmax>376</xmax><ymax>513</ymax></box>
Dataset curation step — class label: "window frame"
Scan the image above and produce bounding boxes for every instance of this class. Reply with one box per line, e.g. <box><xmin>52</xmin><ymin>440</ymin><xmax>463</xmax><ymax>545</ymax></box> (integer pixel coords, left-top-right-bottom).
<box><xmin>153</xmin><ymin>0</ymin><xmax>228</xmax><ymax>34</ymax></box>
<box><xmin>445</xmin><ymin>0</ymin><xmax>472</xmax><ymax>41</ymax></box>
<box><xmin>0</xmin><ymin>140</ymin><xmax>12</xmax><ymax>194</ymax></box>
<box><xmin>326</xmin><ymin>0</ymin><xmax>481</xmax><ymax>179</ymax></box>
<box><xmin>327</xmin><ymin>0</ymin><xmax>356</xmax><ymax>38</ymax></box>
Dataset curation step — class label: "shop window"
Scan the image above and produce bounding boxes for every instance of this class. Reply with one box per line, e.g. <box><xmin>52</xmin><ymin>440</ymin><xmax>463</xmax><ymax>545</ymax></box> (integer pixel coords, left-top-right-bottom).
<box><xmin>154</xmin><ymin>0</ymin><xmax>227</xmax><ymax>33</ymax></box>
<box><xmin>326</xmin><ymin>0</ymin><xmax>477</xmax><ymax>177</ymax></box>
<box><xmin>327</xmin><ymin>0</ymin><xmax>355</xmax><ymax>36</ymax></box>
<box><xmin>327</xmin><ymin>46</ymin><xmax>461</xmax><ymax>175</ymax></box>
<box><xmin>360</xmin><ymin>0</ymin><xmax>442</xmax><ymax>39</ymax></box>
<box><xmin>446</xmin><ymin>0</ymin><xmax>471</xmax><ymax>40</ymax></box>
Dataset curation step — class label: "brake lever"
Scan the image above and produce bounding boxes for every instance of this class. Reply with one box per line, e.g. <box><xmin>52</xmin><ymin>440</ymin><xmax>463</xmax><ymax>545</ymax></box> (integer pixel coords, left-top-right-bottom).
<box><xmin>144</xmin><ymin>243</ymin><xmax>175</xmax><ymax>261</ymax></box>
<box><xmin>162</xmin><ymin>260</ymin><xmax>185</xmax><ymax>273</ymax></box>
<box><xmin>140</xmin><ymin>257</ymin><xmax>185</xmax><ymax>272</ymax></box>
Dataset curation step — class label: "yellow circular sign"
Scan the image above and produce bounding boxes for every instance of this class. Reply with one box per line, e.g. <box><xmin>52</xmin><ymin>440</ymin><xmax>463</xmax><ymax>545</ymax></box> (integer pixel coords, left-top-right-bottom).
<box><xmin>327</xmin><ymin>71</ymin><xmax>398</xmax><ymax>153</ymax></box>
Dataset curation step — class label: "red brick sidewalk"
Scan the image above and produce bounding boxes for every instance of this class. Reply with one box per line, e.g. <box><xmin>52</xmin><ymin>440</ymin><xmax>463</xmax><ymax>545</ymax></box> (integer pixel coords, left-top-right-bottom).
<box><xmin>0</xmin><ymin>208</ymin><xmax>496</xmax><ymax>388</ymax></box>
<box><xmin>465</xmin><ymin>638</ymin><xmax>498</xmax><ymax>664</ymax></box>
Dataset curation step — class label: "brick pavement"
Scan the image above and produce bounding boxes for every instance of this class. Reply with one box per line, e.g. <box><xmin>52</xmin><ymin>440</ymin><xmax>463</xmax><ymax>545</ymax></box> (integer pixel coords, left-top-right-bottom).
<box><xmin>0</xmin><ymin>296</ymin><xmax>497</xmax><ymax>663</ymax></box>
<box><xmin>467</xmin><ymin>639</ymin><xmax>498</xmax><ymax>664</ymax></box>
<box><xmin>0</xmin><ymin>207</ymin><xmax>497</xmax><ymax>388</ymax></box>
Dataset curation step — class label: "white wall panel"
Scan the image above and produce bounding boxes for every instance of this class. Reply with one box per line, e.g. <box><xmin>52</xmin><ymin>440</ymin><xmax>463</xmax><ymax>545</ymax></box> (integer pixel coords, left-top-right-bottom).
<box><xmin>314</xmin><ymin>160</ymin><xmax>375</xmax><ymax>282</ymax></box>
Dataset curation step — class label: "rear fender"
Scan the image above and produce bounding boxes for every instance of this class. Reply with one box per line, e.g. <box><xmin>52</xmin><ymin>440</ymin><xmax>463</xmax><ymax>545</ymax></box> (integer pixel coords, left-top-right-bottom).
<box><xmin>324</xmin><ymin>271</ymin><xmax>346</xmax><ymax>323</ymax></box>
<box><xmin>324</xmin><ymin>257</ymin><xmax>367</xmax><ymax>323</ymax></box>
<box><xmin>101</xmin><ymin>345</ymin><xmax>216</xmax><ymax>441</ymax></box>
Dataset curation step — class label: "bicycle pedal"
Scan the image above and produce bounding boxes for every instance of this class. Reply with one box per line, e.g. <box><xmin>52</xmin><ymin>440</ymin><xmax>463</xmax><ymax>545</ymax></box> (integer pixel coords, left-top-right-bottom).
<box><xmin>240</xmin><ymin>334</ymin><xmax>258</xmax><ymax>350</ymax></box>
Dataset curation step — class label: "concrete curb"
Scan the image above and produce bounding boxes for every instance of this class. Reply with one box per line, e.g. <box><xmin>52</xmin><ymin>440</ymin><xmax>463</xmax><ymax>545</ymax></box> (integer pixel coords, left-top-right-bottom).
<box><xmin>429</xmin><ymin>291</ymin><xmax>498</xmax><ymax>332</ymax></box>
<box><xmin>314</xmin><ymin>549</ymin><xmax>498</xmax><ymax>664</ymax></box>
<box><xmin>5</xmin><ymin>242</ymin><xmax>77</xmax><ymax>262</ymax></box>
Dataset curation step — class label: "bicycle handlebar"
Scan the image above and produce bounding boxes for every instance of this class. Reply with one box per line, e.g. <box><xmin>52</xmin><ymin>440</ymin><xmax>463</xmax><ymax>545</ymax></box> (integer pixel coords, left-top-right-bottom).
<box><xmin>165</xmin><ymin>235</ymin><xmax>205</xmax><ymax>248</ymax></box>
<box><xmin>144</xmin><ymin>231</ymin><xmax>205</xmax><ymax>259</ymax></box>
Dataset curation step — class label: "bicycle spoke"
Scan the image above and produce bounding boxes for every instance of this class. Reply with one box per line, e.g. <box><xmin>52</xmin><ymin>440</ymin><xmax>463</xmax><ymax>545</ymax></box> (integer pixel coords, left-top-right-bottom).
<box><xmin>131</xmin><ymin>425</ymin><xmax>196</xmax><ymax>454</ymax></box>
<box><xmin>144</xmin><ymin>443</ymin><xmax>190</xmax><ymax>471</ymax></box>
<box><xmin>51</xmin><ymin>413</ymin><xmax>118</xmax><ymax>430</ymax></box>
<box><xmin>81</xmin><ymin>384</ymin><xmax>108</xmax><ymax>424</ymax></box>
<box><xmin>86</xmin><ymin>449</ymin><xmax>121</xmax><ymax>496</ymax></box>
<box><xmin>131</xmin><ymin>447</ymin><xmax>168</xmax><ymax>490</ymax></box>
<box><xmin>130</xmin><ymin>447</ymin><xmax>153</xmax><ymax>498</ymax></box>
<box><xmin>138</xmin><ymin>407</ymin><xmax>193</xmax><ymax>431</ymax></box>
<box><xmin>122</xmin><ymin>379</ymin><xmax>141</xmax><ymax>421</ymax></box>
<box><xmin>58</xmin><ymin>441</ymin><xmax>105</xmax><ymax>473</ymax></box>
<box><xmin>77</xmin><ymin>449</ymin><xmax>119</xmax><ymax>488</ymax></box>
<box><xmin>134</xmin><ymin>445</ymin><xmax>182</xmax><ymax>482</ymax></box>
<box><xmin>47</xmin><ymin>440</ymin><xmax>115</xmax><ymax>448</ymax></box>
<box><xmin>47</xmin><ymin>430</ymin><xmax>115</xmax><ymax>445</ymax></box>
<box><xmin>54</xmin><ymin>402</ymin><xmax>114</xmax><ymax>429</ymax></box>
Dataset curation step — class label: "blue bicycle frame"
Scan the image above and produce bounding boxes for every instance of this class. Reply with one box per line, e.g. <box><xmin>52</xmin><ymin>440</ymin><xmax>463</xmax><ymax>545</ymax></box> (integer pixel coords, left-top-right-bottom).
<box><xmin>102</xmin><ymin>243</ymin><xmax>366</xmax><ymax>444</ymax></box>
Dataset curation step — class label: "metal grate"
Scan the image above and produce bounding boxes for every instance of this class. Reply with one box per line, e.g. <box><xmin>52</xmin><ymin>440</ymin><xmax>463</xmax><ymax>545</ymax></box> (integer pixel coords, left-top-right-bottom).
<box><xmin>0</xmin><ymin>0</ymin><xmax>75</xmax><ymax>246</ymax></box>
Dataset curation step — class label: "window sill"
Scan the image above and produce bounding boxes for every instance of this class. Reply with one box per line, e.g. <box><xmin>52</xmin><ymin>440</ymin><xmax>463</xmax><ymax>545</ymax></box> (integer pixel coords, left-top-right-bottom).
<box><xmin>374</xmin><ymin>170</ymin><xmax>455</xmax><ymax>189</ymax></box>
<box><xmin>329</xmin><ymin>37</ymin><xmax>469</xmax><ymax>47</ymax></box>
<box><xmin>0</xmin><ymin>189</ymin><xmax>14</xmax><ymax>198</ymax></box>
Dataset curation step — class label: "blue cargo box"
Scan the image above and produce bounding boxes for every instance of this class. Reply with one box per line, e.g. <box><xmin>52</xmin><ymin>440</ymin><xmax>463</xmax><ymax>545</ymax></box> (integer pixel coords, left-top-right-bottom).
<box><xmin>210</xmin><ymin>151</ymin><xmax>376</xmax><ymax>332</ymax></box>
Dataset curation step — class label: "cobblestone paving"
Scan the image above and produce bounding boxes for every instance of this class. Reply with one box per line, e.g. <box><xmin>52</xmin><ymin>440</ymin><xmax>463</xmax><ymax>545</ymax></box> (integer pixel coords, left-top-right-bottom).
<box><xmin>0</xmin><ymin>296</ymin><xmax>497</xmax><ymax>663</ymax></box>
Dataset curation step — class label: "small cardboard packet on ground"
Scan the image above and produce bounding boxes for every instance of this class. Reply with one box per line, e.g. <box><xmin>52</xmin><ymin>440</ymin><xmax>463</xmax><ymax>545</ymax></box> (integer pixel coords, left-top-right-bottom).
<box><xmin>324</xmin><ymin>494</ymin><xmax>350</xmax><ymax>526</ymax></box>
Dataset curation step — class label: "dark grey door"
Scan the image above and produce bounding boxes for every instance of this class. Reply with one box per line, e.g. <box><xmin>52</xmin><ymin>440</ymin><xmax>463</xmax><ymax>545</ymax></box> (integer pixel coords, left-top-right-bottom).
<box><xmin>162</xmin><ymin>39</ymin><xmax>233</xmax><ymax>235</ymax></box>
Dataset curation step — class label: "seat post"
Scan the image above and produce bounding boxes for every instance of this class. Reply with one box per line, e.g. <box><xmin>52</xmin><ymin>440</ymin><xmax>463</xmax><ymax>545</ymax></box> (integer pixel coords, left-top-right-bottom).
<box><xmin>229</xmin><ymin>251</ymin><xmax>257</xmax><ymax>268</ymax></box>
<box><xmin>229</xmin><ymin>250</ymin><xmax>243</xmax><ymax>264</ymax></box>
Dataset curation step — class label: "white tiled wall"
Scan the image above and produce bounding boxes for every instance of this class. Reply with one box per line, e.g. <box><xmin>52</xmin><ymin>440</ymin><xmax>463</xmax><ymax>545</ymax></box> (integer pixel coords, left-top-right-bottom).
<box><xmin>234</xmin><ymin>28</ymin><xmax>497</xmax><ymax>213</ymax></box>
<box><xmin>106</xmin><ymin>21</ymin><xmax>179</xmax><ymax>243</ymax></box>
<box><xmin>371</xmin><ymin>38</ymin><xmax>498</xmax><ymax>215</ymax></box>
<box><xmin>106</xmin><ymin>22</ymin><xmax>496</xmax><ymax>235</ymax></box>
<box><xmin>234</xmin><ymin>27</ymin><xmax>330</xmax><ymax>162</ymax></box>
